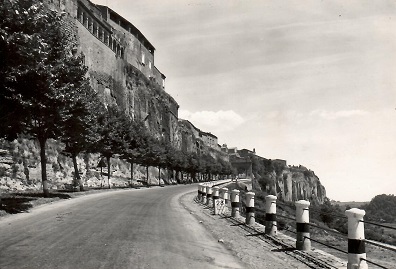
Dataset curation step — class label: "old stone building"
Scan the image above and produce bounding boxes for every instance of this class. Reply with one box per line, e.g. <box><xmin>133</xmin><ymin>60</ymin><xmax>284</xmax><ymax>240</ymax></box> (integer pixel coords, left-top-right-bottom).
<box><xmin>45</xmin><ymin>0</ymin><xmax>180</xmax><ymax>146</ymax></box>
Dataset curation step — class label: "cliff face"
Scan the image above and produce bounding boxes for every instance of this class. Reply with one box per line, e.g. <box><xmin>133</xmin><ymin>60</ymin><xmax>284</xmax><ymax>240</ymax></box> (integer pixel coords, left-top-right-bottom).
<box><xmin>254</xmin><ymin>166</ymin><xmax>326</xmax><ymax>205</ymax></box>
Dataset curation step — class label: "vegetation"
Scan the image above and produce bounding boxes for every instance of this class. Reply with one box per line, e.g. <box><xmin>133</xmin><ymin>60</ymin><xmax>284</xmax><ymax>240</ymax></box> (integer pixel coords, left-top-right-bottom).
<box><xmin>0</xmin><ymin>1</ymin><xmax>234</xmax><ymax>197</ymax></box>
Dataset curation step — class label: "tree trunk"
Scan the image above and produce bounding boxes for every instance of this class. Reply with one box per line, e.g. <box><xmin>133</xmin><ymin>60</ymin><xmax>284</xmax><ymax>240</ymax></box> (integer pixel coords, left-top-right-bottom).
<box><xmin>100</xmin><ymin>167</ymin><xmax>103</xmax><ymax>188</ymax></box>
<box><xmin>72</xmin><ymin>154</ymin><xmax>84</xmax><ymax>191</ymax></box>
<box><xmin>39</xmin><ymin>138</ymin><xmax>49</xmax><ymax>197</ymax></box>
<box><xmin>146</xmin><ymin>165</ymin><xmax>149</xmax><ymax>186</ymax></box>
<box><xmin>158</xmin><ymin>166</ymin><xmax>161</xmax><ymax>186</ymax></box>
<box><xmin>106</xmin><ymin>156</ymin><xmax>111</xmax><ymax>189</ymax></box>
<box><xmin>130</xmin><ymin>161</ymin><xmax>134</xmax><ymax>187</ymax></box>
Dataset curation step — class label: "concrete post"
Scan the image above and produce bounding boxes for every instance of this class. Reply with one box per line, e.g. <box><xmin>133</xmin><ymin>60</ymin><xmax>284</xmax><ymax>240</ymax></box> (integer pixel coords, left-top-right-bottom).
<box><xmin>245</xmin><ymin>192</ymin><xmax>255</xmax><ymax>225</ymax></box>
<box><xmin>212</xmin><ymin>186</ymin><xmax>220</xmax><ymax>215</ymax></box>
<box><xmin>197</xmin><ymin>184</ymin><xmax>202</xmax><ymax>201</ymax></box>
<box><xmin>295</xmin><ymin>200</ymin><xmax>311</xmax><ymax>251</ymax></box>
<box><xmin>201</xmin><ymin>184</ymin><xmax>207</xmax><ymax>204</ymax></box>
<box><xmin>220</xmin><ymin>187</ymin><xmax>229</xmax><ymax>214</ymax></box>
<box><xmin>265</xmin><ymin>195</ymin><xmax>277</xmax><ymax>236</ymax></box>
<box><xmin>231</xmin><ymin>189</ymin><xmax>240</xmax><ymax>218</ymax></box>
<box><xmin>206</xmin><ymin>185</ymin><xmax>213</xmax><ymax>206</ymax></box>
<box><xmin>345</xmin><ymin>208</ymin><xmax>368</xmax><ymax>269</ymax></box>
<box><xmin>222</xmin><ymin>187</ymin><xmax>229</xmax><ymax>207</ymax></box>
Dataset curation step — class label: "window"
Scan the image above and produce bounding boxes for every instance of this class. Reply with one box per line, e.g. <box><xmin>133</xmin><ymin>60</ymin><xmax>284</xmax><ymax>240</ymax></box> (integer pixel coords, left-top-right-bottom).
<box><xmin>149</xmin><ymin>61</ymin><xmax>152</xmax><ymax>69</ymax></box>
<box><xmin>141</xmin><ymin>52</ymin><xmax>145</xmax><ymax>65</ymax></box>
<box><xmin>98</xmin><ymin>28</ymin><xmax>104</xmax><ymax>41</ymax></box>
<box><xmin>93</xmin><ymin>23</ymin><xmax>98</xmax><ymax>37</ymax></box>
<box><xmin>104</xmin><ymin>32</ymin><xmax>109</xmax><ymax>45</ymax></box>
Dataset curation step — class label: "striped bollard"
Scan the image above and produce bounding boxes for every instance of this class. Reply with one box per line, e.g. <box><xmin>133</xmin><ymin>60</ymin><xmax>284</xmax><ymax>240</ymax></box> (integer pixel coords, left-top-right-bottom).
<box><xmin>197</xmin><ymin>184</ymin><xmax>202</xmax><ymax>200</ymax></box>
<box><xmin>231</xmin><ymin>189</ymin><xmax>240</xmax><ymax>218</ymax></box>
<box><xmin>222</xmin><ymin>187</ymin><xmax>229</xmax><ymax>207</ymax></box>
<box><xmin>206</xmin><ymin>186</ymin><xmax>213</xmax><ymax>206</ymax></box>
<box><xmin>220</xmin><ymin>187</ymin><xmax>229</xmax><ymax>214</ymax></box>
<box><xmin>295</xmin><ymin>200</ymin><xmax>311</xmax><ymax>251</ymax></box>
<box><xmin>245</xmin><ymin>192</ymin><xmax>255</xmax><ymax>225</ymax></box>
<box><xmin>212</xmin><ymin>186</ymin><xmax>220</xmax><ymax>215</ymax></box>
<box><xmin>346</xmin><ymin>208</ymin><xmax>368</xmax><ymax>269</ymax></box>
<box><xmin>265</xmin><ymin>195</ymin><xmax>277</xmax><ymax>236</ymax></box>
<box><xmin>201</xmin><ymin>184</ymin><xmax>207</xmax><ymax>204</ymax></box>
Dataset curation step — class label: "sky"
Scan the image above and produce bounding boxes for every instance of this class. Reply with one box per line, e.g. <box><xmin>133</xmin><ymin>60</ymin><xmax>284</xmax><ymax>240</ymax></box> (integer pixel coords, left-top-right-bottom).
<box><xmin>93</xmin><ymin>0</ymin><xmax>396</xmax><ymax>202</ymax></box>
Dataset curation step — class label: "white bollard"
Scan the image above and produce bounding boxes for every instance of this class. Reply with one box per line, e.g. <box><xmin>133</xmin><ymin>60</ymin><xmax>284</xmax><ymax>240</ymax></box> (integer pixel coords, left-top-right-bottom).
<box><xmin>220</xmin><ymin>187</ymin><xmax>229</xmax><ymax>214</ymax></box>
<box><xmin>345</xmin><ymin>208</ymin><xmax>368</xmax><ymax>269</ymax></box>
<box><xmin>212</xmin><ymin>186</ymin><xmax>220</xmax><ymax>215</ymax></box>
<box><xmin>265</xmin><ymin>195</ymin><xmax>277</xmax><ymax>236</ymax></box>
<box><xmin>295</xmin><ymin>200</ymin><xmax>311</xmax><ymax>251</ymax></box>
<box><xmin>206</xmin><ymin>185</ymin><xmax>213</xmax><ymax>206</ymax></box>
<box><xmin>231</xmin><ymin>189</ymin><xmax>240</xmax><ymax>218</ymax></box>
<box><xmin>222</xmin><ymin>187</ymin><xmax>229</xmax><ymax>207</ymax></box>
<box><xmin>201</xmin><ymin>184</ymin><xmax>207</xmax><ymax>204</ymax></box>
<box><xmin>245</xmin><ymin>192</ymin><xmax>255</xmax><ymax>225</ymax></box>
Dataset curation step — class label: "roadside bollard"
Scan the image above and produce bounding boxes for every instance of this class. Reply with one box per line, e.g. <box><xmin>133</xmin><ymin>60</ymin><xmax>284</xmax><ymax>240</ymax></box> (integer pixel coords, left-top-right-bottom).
<box><xmin>231</xmin><ymin>189</ymin><xmax>240</xmax><ymax>218</ymax></box>
<box><xmin>245</xmin><ymin>192</ymin><xmax>255</xmax><ymax>225</ymax></box>
<box><xmin>221</xmin><ymin>187</ymin><xmax>229</xmax><ymax>214</ymax></box>
<box><xmin>197</xmin><ymin>184</ymin><xmax>202</xmax><ymax>201</ymax></box>
<box><xmin>265</xmin><ymin>195</ymin><xmax>277</xmax><ymax>236</ymax></box>
<box><xmin>345</xmin><ymin>208</ymin><xmax>368</xmax><ymax>269</ymax></box>
<box><xmin>295</xmin><ymin>200</ymin><xmax>311</xmax><ymax>251</ymax></box>
<box><xmin>206</xmin><ymin>185</ymin><xmax>213</xmax><ymax>207</ymax></box>
<box><xmin>212</xmin><ymin>186</ymin><xmax>220</xmax><ymax>215</ymax></box>
<box><xmin>222</xmin><ymin>187</ymin><xmax>229</xmax><ymax>207</ymax></box>
<box><xmin>201</xmin><ymin>184</ymin><xmax>207</xmax><ymax>204</ymax></box>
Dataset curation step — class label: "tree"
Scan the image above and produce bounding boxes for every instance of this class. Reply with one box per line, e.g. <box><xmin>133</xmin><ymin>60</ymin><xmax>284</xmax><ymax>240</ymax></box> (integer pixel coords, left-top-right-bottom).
<box><xmin>120</xmin><ymin>118</ymin><xmax>150</xmax><ymax>186</ymax></box>
<box><xmin>96</xmin><ymin>106</ymin><xmax>129</xmax><ymax>188</ymax></box>
<box><xmin>60</xmin><ymin>84</ymin><xmax>104</xmax><ymax>191</ymax></box>
<box><xmin>0</xmin><ymin>1</ymin><xmax>91</xmax><ymax>196</ymax></box>
<box><xmin>139</xmin><ymin>137</ymin><xmax>163</xmax><ymax>186</ymax></box>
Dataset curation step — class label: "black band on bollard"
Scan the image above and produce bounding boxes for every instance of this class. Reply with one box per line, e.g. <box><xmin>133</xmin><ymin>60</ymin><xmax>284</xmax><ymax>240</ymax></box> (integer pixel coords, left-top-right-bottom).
<box><xmin>231</xmin><ymin>202</ymin><xmax>240</xmax><ymax>208</ymax></box>
<box><xmin>213</xmin><ymin>196</ymin><xmax>219</xmax><ymax>199</ymax></box>
<box><xmin>348</xmin><ymin>239</ymin><xmax>365</xmax><ymax>254</ymax></box>
<box><xmin>202</xmin><ymin>193</ymin><xmax>207</xmax><ymax>196</ymax></box>
<box><xmin>265</xmin><ymin>213</ymin><xmax>276</xmax><ymax>221</ymax></box>
<box><xmin>296</xmin><ymin>223</ymin><xmax>310</xmax><ymax>233</ymax></box>
<box><xmin>206</xmin><ymin>193</ymin><xmax>212</xmax><ymax>198</ymax></box>
<box><xmin>246</xmin><ymin>207</ymin><xmax>255</xmax><ymax>213</ymax></box>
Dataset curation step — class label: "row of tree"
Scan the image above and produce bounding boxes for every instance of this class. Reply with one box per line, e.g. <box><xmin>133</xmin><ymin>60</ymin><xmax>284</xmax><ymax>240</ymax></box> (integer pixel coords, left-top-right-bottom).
<box><xmin>0</xmin><ymin>0</ymin><xmax>233</xmax><ymax>196</ymax></box>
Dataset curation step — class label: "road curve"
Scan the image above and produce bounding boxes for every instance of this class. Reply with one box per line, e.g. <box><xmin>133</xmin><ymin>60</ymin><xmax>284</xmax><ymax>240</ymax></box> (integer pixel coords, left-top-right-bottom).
<box><xmin>0</xmin><ymin>185</ymin><xmax>245</xmax><ymax>269</ymax></box>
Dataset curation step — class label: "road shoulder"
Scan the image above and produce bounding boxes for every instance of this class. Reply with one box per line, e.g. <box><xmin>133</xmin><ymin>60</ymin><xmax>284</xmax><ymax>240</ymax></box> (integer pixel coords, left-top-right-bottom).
<box><xmin>180</xmin><ymin>191</ymin><xmax>347</xmax><ymax>269</ymax></box>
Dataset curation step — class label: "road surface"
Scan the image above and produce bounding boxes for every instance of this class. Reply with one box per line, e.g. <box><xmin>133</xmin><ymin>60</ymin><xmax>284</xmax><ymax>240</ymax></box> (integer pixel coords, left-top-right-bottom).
<box><xmin>0</xmin><ymin>185</ymin><xmax>245</xmax><ymax>269</ymax></box>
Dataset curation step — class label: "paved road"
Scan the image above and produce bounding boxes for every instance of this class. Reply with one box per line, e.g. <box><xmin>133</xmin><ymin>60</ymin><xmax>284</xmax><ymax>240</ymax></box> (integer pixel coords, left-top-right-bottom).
<box><xmin>0</xmin><ymin>185</ymin><xmax>245</xmax><ymax>269</ymax></box>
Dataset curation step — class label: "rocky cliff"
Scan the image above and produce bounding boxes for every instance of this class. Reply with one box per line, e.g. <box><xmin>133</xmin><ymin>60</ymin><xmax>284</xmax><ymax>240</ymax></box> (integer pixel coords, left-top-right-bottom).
<box><xmin>252</xmin><ymin>159</ymin><xmax>326</xmax><ymax>205</ymax></box>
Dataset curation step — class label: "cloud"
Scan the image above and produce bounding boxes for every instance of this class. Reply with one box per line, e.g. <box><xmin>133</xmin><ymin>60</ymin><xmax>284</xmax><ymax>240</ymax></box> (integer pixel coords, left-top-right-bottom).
<box><xmin>309</xmin><ymin>109</ymin><xmax>369</xmax><ymax>120</ymax></box>
<box><xmin>179</xmin><ymin>109</ymin><xmax>244</xmax><ymax>133</ymax></box>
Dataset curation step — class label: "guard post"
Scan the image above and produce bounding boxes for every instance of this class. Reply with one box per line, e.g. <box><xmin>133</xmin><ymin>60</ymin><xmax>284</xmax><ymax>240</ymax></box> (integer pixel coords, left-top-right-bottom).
<box><xmin>245</xmin><ymin>192</ymin><xmax>255</xmax><ymax>225</ymax></box>
<box><xmin>206</xmin><ymin>185</ymin><xmax>213</xmax><ymax>207</ymax></box>
<box><xmin>231</xmin><ymin>189</ymin><xmax>240</xmax><ymax>218</ymax></box>
<box><xmin>345</xmin><ymin>208</ymin><xmax>368</xmax><ymax>269</ymax></box>
<box><xmin>265</xmin><ymin>195</ymin><xmax>277</xmax><ymax>236</ymax></box>
<box><xmin>295</xmin><ymin>200</ymin><xmax>311</xmax><ymax>251</ymax></box>
<box><xmin>212</xmin><ymin>186</ymin><xmax>220</xmax><ymax>215</ymax></box>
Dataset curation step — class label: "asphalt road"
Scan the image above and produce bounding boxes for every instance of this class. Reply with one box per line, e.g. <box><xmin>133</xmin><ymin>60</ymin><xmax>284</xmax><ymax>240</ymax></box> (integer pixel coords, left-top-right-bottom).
<box><xmin>0</xmin><ymin>185</ymin><xmax>245</xmax><ymax>269</ymax></box>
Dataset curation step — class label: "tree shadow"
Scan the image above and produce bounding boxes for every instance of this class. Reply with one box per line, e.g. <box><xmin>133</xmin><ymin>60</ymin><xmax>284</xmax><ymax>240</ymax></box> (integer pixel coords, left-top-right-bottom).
<box><xmin>271</xmin><ymin>247</ymin><xmax>296</xmax><ymax>252</ymax></box>
<box><xmin>10</xmin><ymin>192</ymin><xmax>71</xmax><ymax>199</ymax></box>
<box><xmin>0</xmin><ymin>197</ymin><xmax>34</xmax><ymax>214</ymax></box>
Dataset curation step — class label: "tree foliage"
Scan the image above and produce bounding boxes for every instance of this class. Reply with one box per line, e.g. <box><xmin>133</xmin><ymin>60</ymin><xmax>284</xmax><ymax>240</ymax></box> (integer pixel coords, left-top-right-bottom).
<box><xmin>0</xmin><ymin>0</ymin><xmax>97</xmax><ymax>195</ymax></box>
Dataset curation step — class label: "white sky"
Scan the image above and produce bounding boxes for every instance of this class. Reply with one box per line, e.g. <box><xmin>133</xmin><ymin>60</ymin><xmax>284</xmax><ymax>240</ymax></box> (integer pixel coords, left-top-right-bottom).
<box><xmin>93</xmin><ymin>0</ymin><xmax>396</xmax><ymax>202</ymax></box>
